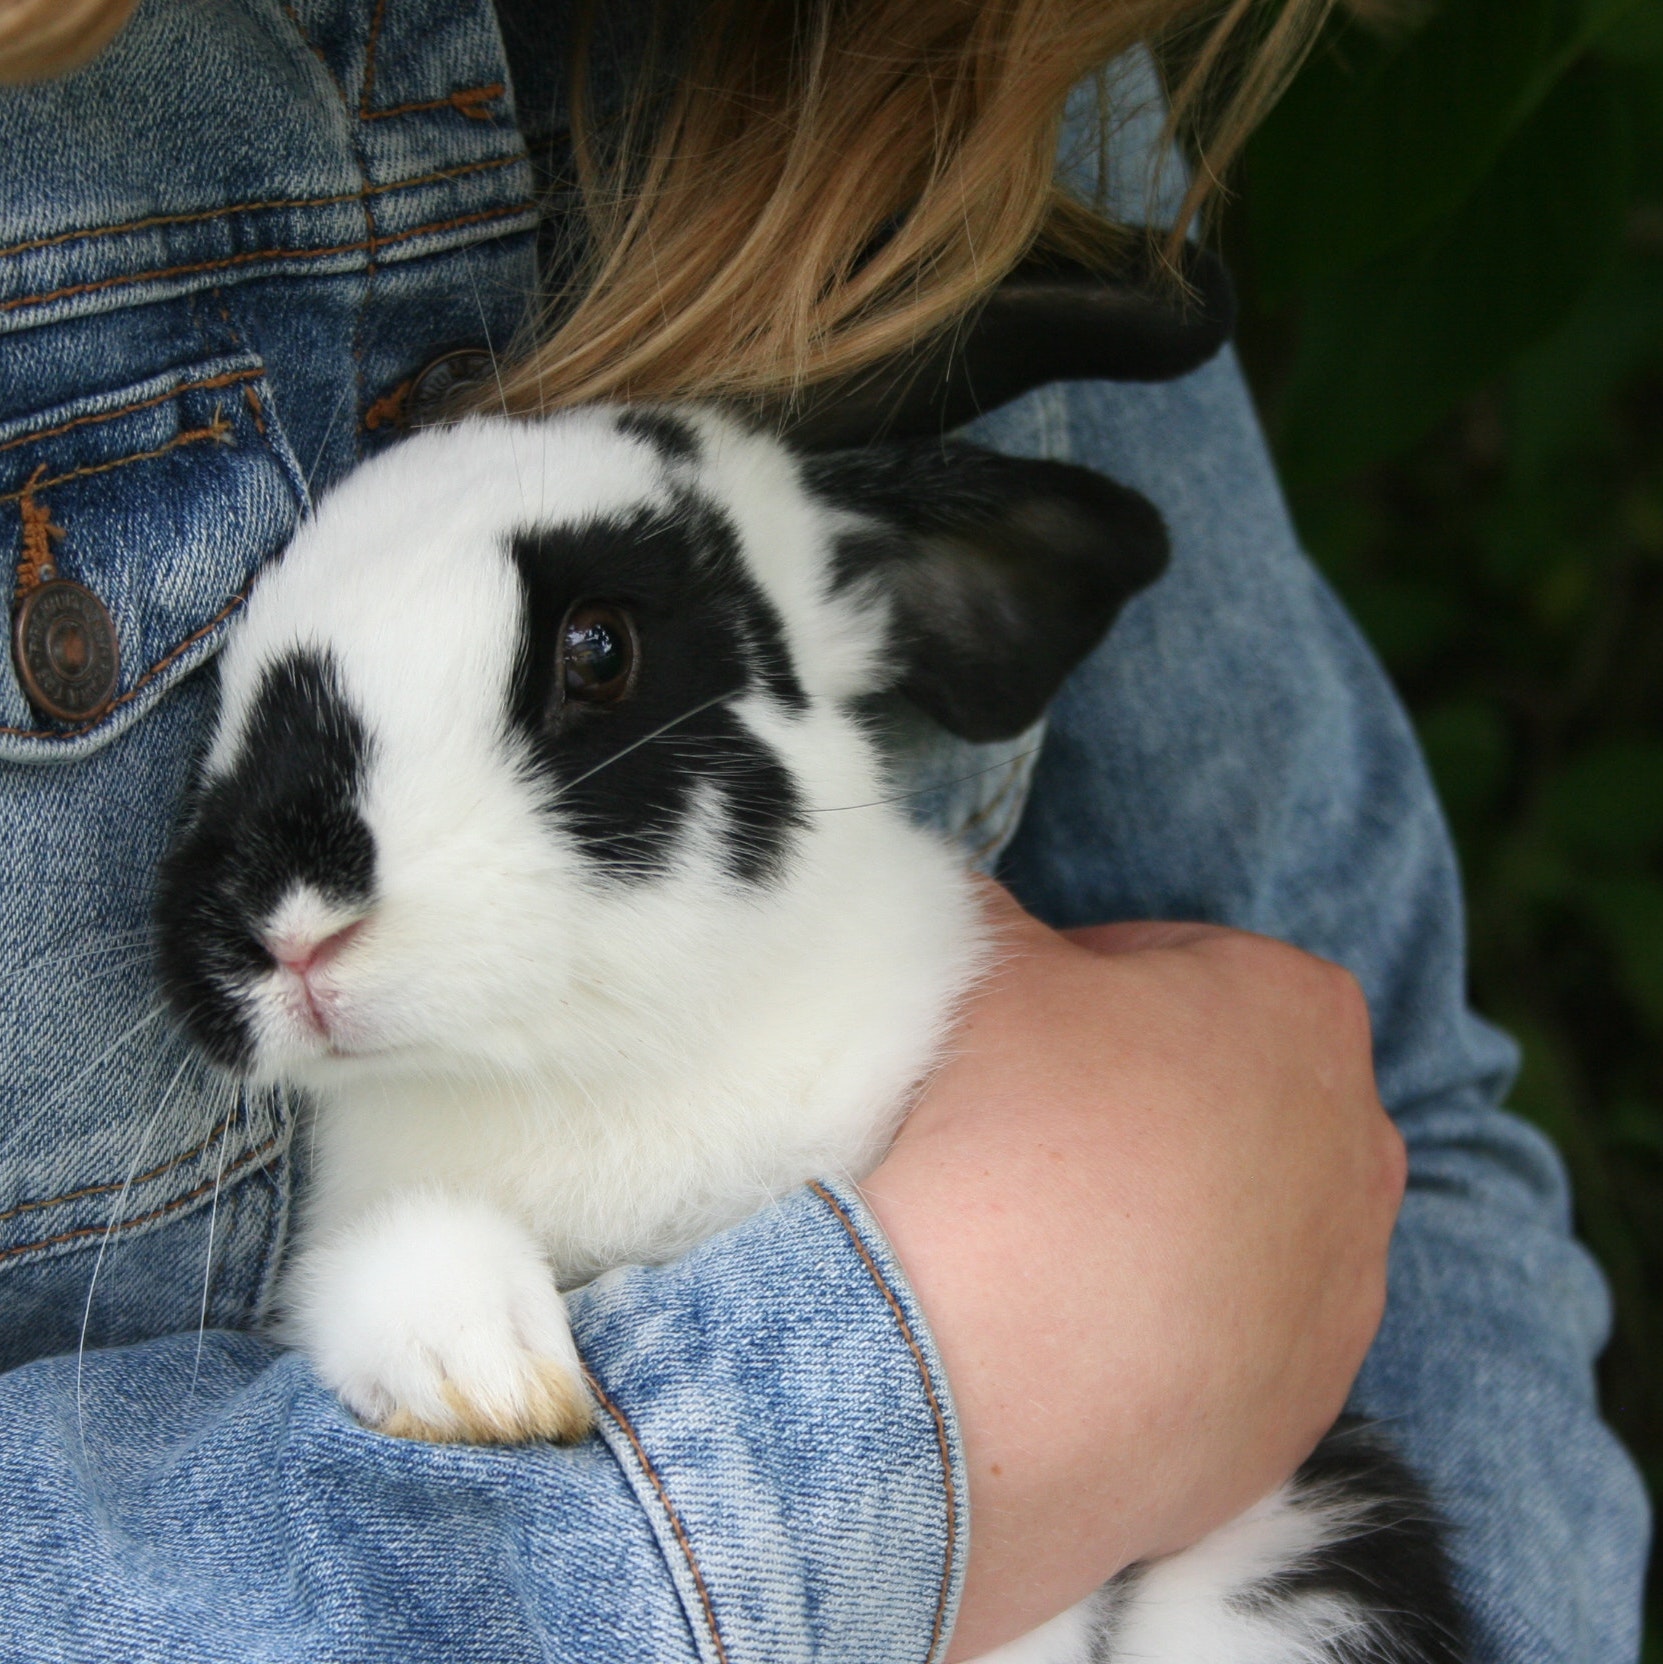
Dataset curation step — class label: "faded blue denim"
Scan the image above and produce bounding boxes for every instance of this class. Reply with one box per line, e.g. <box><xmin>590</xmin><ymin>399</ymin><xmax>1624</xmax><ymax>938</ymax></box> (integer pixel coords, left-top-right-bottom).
<box><xmin>0</xmin><ymin>1</ymin><xmax>1648</xmax><ymax>1660</ymax></box>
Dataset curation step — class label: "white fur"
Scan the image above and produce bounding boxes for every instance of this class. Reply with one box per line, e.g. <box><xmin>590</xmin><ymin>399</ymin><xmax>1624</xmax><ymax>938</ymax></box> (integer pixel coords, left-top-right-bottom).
<box><xmin>291</xmin><ymin>1190</ymin><xmax>586</xmax><ymax>1436</ymax></box>
<box><xmin>970</xmin><ymin>1487</ymin><xmax>1379</xmax><ymax>1664</ymax></box>
<box><xmin>973</xmin><ymin>1597</ymin><xmax>1101</xmax><ymax>1664</ymax></box>
<box><xmin>1108</xmin><ymin>1485</ymin><xmax>1380</xmax><ymax>1664</ymax></box>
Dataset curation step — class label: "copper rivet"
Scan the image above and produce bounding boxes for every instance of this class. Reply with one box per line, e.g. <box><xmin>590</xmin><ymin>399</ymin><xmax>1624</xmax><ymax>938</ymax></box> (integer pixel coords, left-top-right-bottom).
<box><xmin>13</xmin><ymin>578</ymin><xmax>120</xmax><ymax>723</ymax></box>
<box><xmin>406</xmin><ymin>348</ymin><xmax>494</xmax><ymax>428</ymax></box>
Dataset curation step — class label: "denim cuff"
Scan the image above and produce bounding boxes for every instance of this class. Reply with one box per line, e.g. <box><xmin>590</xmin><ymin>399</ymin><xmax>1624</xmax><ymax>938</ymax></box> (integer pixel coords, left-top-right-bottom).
<box><xmin>568</xmin><ymin>1180</ymin><xmax>967</xmax><ymax>1664</ymax></box>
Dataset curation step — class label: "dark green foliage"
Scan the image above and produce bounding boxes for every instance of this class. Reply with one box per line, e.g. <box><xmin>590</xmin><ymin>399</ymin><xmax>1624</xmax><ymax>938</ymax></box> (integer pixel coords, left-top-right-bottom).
<box><xmin>1227</xmin><ymin>0</ymin><xmax>1663</xmax><ymax>1646</ymax></box>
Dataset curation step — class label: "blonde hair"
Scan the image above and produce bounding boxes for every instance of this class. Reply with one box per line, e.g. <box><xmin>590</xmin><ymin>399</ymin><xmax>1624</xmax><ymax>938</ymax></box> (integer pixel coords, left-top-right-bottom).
<box><xmin>3</xmin><ymin>0</ymin><xmax>1334</xmax><ymax>412</ymax></box>
<box><xmin>0</xmin><ymin>0</ymin><xmax>137</xmax><ymax>84</ymax></box>
<box><xmin>511</xmin><ymin>0</ymin><xmax>1334</xmax><ymax>417</ymax></box>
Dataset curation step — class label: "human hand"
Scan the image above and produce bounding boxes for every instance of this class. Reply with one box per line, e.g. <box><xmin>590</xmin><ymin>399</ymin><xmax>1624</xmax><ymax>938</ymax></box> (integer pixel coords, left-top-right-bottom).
<box><xmin>860</xmin><ymin>881</ymin><xmax>1405</xmax><ymax>1660</ymax></box>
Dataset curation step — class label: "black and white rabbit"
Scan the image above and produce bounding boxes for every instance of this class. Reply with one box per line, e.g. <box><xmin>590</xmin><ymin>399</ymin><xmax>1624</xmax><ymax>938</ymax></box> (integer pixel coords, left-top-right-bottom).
<box><xmin>156</xmin><ymin>406</ymin><xmax>1464</xmax><ymax>1664</ymax></box>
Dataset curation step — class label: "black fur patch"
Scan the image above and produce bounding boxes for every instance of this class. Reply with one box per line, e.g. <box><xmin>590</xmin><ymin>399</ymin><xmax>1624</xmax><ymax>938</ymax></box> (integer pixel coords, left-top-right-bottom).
<box><xmin>509</xmin><ymin>492</ymin><xmax>806</xmax><ymax>885</ymax></box>
<box><xmin>155</xmin><ymin>651</ymin><xmax>375</xmax><ymax>1069</ymax></box>
<box><xmin>803</xmin><ymin>440</ymin><xmax>1168</xmax><ymax>742</ymax></box>
<box><xmin>615</xmin><ymin>409</ymin><xmax>700</xmax><ymax>465</ymax></box>
<box><xmin>1239</xmin><ymin>1420</ymin><xmax>1468</xmax><ymax>1662</ymax></box>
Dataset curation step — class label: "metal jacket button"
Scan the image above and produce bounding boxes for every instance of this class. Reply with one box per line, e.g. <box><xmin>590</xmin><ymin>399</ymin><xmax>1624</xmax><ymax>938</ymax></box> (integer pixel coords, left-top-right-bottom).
<box><xmin>13</xmin><ymin>578</ymin><xmax>120</xmax><ymax>722</ymax></box>
<box><xmin>407</xmin><ymin>348</ymin><xmax>494</xmax><ymax>427</ymax></box>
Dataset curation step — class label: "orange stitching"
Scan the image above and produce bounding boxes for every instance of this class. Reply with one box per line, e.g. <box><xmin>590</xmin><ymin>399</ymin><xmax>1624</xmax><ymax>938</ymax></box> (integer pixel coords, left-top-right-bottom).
<box><xmin>0</xmin><ymin>587</ymin><xmax>251</xmax><ymax>738</ymax></box>
<box><xmin>0</xmin><ymin>203</ymin><xmax>533</xmax><ymax>318</ymax></box>
<box><xmin>808</xmin><ymin>1181</ymin><xmax>959</xmax><ymax>1663</ymax></box>
<box><xmin>0</xmin><ymin>368</ymin><xmax>263</xmax><ymax>458</ymax></box>
<box><xmin>362</xmin><ymin>377</ymin><xmax>413</xmax><ymax>432</ymax></box>
<box><xmin>358</xmin><ymin>0</ymin><xmax>391</xmax><ymax>117</ymax></box>
<box><xmin>362</xmin><ymin>190</ymin><xmax>380</xmax><ymax>270</ymax></box>
<box><xmin>212</xmin><ymin>288</ymin><xmax>245</xmax><ymax>363</ymax></box>
<box><xmin>0</xmin><ymin>157</ymin><xmax>523</xmax><ymax>265</ymax></box>
<box><xmin>243</xmin><ymin>384</ymin><xmax>267</xmax><ymax>435</ymax></box>
<box><xmin>0</xmin><ymin>1132</ymin><xmax>283</xmax><ymax>1265</ymax></box>
<box><xmin>582</xmin><ymin>1367</ymin><xmax>731</xmax><ymax>1664</ymax></box>
<box><xmin>0</xmin><ymin>418</ymin><xmax>233</xmax><ymax>509</ymax></box>
<box><xmin>363</xmin><ymin>83</ymin><xmax>505</xmax><ymax>122</ymax></box>
<box><xmin>14</xmin><ymin>466</ymin><xmax>65</xmax><ymax>598</ymax></box>
<box><xmin>0</xmin><ymin>1110</ymin><xmax>239</xmax><ymax>1229</ymax></box>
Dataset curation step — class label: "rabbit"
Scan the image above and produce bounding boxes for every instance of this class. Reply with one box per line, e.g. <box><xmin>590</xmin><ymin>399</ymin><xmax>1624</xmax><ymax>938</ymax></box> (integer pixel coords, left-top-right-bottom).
<box><xmin>155</xmin><ymin>405</ymin><xmax>1464</xmax><ymax>1664</ymax></box>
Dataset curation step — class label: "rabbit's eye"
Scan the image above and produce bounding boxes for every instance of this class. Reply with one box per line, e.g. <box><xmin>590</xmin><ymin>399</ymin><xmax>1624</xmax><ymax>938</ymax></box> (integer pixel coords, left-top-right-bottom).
<box><xmin>559</xmin><ymin>602</ymin><xmax>638</xmax><ymax>704</ymax></box>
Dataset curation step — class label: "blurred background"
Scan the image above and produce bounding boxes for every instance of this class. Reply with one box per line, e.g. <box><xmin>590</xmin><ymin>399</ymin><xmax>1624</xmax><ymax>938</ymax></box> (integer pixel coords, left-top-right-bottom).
<box><xmin>1220</xmin><ymin>0</ymin><xmax>1662</xmax><ymax>1647</ymax></box>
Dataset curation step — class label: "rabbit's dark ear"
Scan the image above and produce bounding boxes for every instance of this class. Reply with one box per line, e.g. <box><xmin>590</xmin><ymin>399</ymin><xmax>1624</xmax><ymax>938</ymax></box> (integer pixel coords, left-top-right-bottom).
<box><xmin>801</xmin><ymin>441</ymin><xmax>1168</xmax><ymax>742</ymax></box>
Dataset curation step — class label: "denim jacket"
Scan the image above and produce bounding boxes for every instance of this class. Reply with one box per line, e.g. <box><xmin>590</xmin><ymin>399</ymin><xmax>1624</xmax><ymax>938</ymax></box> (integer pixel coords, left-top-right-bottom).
<box><xmin>0</xmin><ymin>3</ymin><xmax>1647</xmax><ymax>1661</ymax></box>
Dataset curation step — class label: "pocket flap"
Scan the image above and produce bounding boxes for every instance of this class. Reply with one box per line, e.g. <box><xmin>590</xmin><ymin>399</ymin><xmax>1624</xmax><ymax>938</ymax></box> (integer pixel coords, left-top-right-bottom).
<box><xmin>0</xmin><ymin>355</ymin><xmax>305</xmax><ymax>763</ymax></box>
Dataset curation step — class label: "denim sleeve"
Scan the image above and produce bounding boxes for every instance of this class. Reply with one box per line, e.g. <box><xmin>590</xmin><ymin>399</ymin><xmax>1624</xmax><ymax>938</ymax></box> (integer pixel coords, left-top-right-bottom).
<box><xmin>0</xmin><ymin>1180</ymin><xmax>964</xmax><ymax>1664</ymax></box>
<box><xmin>984</xmin><ymin>360</ymin><xmax>1652</xmax><ymax>1664</ymax></box>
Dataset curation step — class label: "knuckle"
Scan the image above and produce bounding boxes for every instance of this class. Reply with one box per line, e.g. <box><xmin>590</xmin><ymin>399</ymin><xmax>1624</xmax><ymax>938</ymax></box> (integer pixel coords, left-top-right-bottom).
<box><xmin>1375</xmin><ymin>1112</ymin><xmax>1409</xmax><ymax>1204</ymax></box>
<box><xmin>1205</xmin><ymin>930</ymin><xmax>1305</xmax><ymax>982</ymax></box>
<box><xmin>1313</xmin><ymin>960</ymin><xmax>1373</xmax><ymax>1049</ymax></box>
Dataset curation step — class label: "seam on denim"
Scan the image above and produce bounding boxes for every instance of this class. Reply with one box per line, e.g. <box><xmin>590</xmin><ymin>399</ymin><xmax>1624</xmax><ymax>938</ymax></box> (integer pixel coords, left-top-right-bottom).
<box><xmin>0</xmin><ymin>204</ymin><xmax>534</xmax><ymax>319</ymax></box>
<box><xmin>243</xmin><ymin>384</ymin><xmax>268</xmax><ymax>435</ymax></box>
<box><xmin>0</xmin><ymin>157</ymin><xmax>520</xmax><ymax>266</ymax></box>
<box><xmin>582</xmin><ymin>1366</ymin><xmax>732</xmax><ymax>1664</ymax></box>
<box><xmin>358</xmin><ymin>0</ymin><xmax>391</xmax><ymax>118</ymax></box>
<box><xmin>0</xmin><ymin>368</ymin><xmax>264</xmax><ymax>458</ymax></box>
<box><xmin>954</xmin><ymin>756</ymin><xmax>1023</xmax><ymax>842</ymax></box>
<box><xmin>0</xmin><ymin>1132</ymin><xmax>284</xmax><ymax>1265</ymax></box>
<box><xmin>362</xmin><ymin>83</ymin><xmax>504</xmax><ymax>122</ymax></box>
<box><xmin>281</xmin><ymin>0</ymin><xmax>341</xmax><ymax>95</ymax></box>
<box><xmin>808</xmin><ymin>1180</ymin><xmax>959</xmax><ymax>1663</ymax></box>
<box><xmin>0</xmin><ymin>419</ymin><xmax>233</xmax><ymax>507</ymax></box>
<box><xmin>0</xmin><ymin>587</ymin><xmax>250</xmax><ymax>737</ymax></box>
<box><xmin>961</xmin><ymin>761</ymin><xmax>1031</xmax><ymax>867</ymax></box>
<box><xmin>0</xmin><ymin>1110</ymin><xmax>240</xmax><ymax>1228</ymax></box>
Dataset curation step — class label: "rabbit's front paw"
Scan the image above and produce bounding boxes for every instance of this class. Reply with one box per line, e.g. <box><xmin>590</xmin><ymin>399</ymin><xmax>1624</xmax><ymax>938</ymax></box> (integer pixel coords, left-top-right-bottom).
<box><xmin>287</xmin><ymin>1192</ymin><xmax>591</xmax><ymax>1445</ymax></box>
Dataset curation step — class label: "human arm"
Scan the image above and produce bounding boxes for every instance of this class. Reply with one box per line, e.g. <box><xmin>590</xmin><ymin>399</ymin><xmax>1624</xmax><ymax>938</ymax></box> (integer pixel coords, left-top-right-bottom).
<box><xmin>867</xmin><ymin>890</ymin><xmax>1406</xmax><ymax>1659</ymax></box>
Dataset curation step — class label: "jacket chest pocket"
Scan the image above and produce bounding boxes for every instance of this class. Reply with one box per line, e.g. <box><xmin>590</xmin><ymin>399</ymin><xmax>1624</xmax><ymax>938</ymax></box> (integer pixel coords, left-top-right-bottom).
<box><xmin>0</xmin><ymin>356</ymin><xmax>306</xmax><ymax>1367</ymax></box>
<box><xmin>0</xmin><ymin>355</ymin><xmax>305</xmax><ymax>758</ymax></box>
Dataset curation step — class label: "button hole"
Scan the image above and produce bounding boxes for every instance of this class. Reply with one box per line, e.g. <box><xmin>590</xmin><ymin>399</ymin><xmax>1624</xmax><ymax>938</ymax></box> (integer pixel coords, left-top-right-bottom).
<box><xmin>14</xmin><ymin>464</ymin><xmax>66</xmax><ymax>603</ymax></box>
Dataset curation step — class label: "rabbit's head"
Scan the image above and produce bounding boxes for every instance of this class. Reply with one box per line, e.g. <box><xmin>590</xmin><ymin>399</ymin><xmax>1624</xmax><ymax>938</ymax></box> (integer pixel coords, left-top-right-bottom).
<box><xmin>155</xmin><ymin>407</ymin><xmax>1165</xmax><ymax>1092</ymax></box>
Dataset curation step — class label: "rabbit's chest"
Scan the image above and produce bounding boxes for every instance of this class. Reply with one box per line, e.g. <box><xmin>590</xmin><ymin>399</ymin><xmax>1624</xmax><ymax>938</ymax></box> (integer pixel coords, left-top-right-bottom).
<box><xmin>302</xmin><ymin>1049</ymin><xmax>904</xmax><ymax>1284</ymax></box>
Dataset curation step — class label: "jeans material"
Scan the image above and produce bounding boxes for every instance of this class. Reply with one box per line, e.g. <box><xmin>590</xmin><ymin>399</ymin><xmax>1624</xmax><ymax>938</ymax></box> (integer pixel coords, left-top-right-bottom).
<box><xmin>0</xmin><ymin>0</ymin><xmax>1647</xmax><ymax>1659</ymax></box>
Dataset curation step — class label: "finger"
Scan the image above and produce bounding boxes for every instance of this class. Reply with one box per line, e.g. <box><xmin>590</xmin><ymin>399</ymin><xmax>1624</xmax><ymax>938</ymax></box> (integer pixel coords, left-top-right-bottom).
<box><xmin>968</xmin><ymin>875</ymin><xmax>1230</xmax><ymax>959</ymax></box>
<box><xmin>1064</xmin><ymin>920</ymin><xmax>1234</xmax><ymax>955</ymax></box>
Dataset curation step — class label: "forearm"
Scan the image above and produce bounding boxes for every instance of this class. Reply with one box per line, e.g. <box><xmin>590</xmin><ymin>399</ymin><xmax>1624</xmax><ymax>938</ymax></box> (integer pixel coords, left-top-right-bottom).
<box><xmin>864</xmin><ymin>897</ymin><xmax>1402</xmax><ymax>1662</ymax></box>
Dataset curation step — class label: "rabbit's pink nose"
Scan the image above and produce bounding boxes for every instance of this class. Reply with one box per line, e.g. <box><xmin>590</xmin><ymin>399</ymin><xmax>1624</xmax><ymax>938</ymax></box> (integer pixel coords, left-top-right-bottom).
<box><xmin>268</xmin><ymin>917</ymin><xmax>366</xmax><ymax>978</ymax></box>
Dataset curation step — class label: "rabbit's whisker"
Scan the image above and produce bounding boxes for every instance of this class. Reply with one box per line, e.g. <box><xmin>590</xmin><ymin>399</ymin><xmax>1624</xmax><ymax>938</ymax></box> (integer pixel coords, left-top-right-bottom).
<box><xmin>546</xmin><ymin>691</ymin><xmax>738</xmax><ymax>802</ymax></box>
<box><xmin>42</xmin><ymin>1006</ymin><xmax>167</xmax><ymax>1121</ymax></box>
<box><xmin>76</xmin><ymin>1048</ymin><xmax>202</xmax><ymax>1452</ymax></box>
<box><xmin>190</xmin><ymin>1079</ymin><xmax>241</xmax><ymax>1397</ymax></box>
